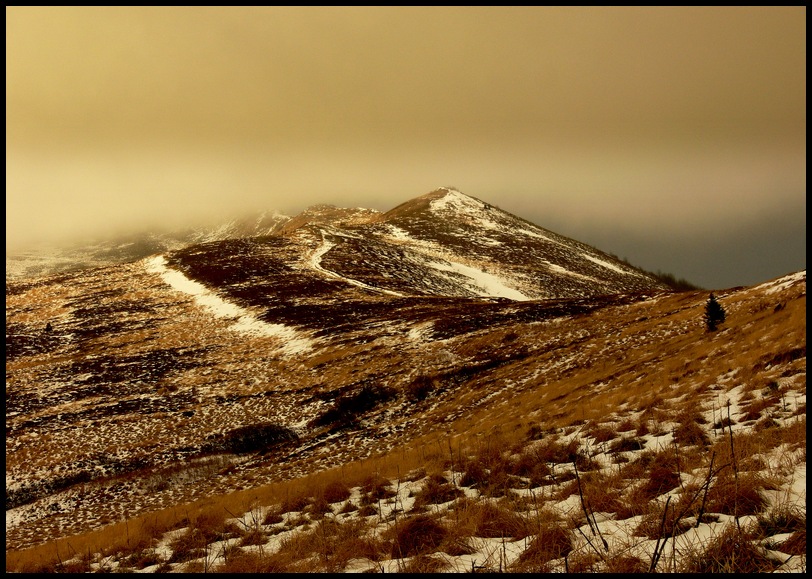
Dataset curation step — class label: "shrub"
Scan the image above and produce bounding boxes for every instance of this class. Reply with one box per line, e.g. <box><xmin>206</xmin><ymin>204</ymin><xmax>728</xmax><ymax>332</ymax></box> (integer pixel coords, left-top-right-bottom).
<box><xmin>609</xmin><ymin>436</ymin><xmax>646</xmax><ymax>453</ymax></box>
<box><xmin>741</xmin><ymin>397</ymin><xmax>774</xmax><ymax>422</ymax></box>
<box><xmin>263</xmin><ymin>506</ymin><xmax>284</xmax><ymax>525</ymax></box>
<box><xmin>239</xmin><ymin>528</ymin><xmax>267</xmax><ymax>547</ymax></box>
<box><xmin>633</xmin><ymin>501</ymin><xmax>693</xmax><ymax>540</ymax></box>
<box><xmin>673</xmin><ymin>418</ymin><xmax>710</xmax><ymax>446</ymax></box>
<box><xmin>123</xmin><ymin>548</ymin><xmax>164</xmax><ymax>569</ymax></box>
<box><xmin>167</xmin><ymin>509</ymin><xmax>234</xmax><ymax>564</ymax></box>
<box><xmin>680</xmin><ymin>524</ymin><xmax>777</xmax><ymax>573</ymax></box>
<box><xmin>713</xmin><ymin>416</ymin><xmax>736</xmax><ymax>430</ymax></box>
<box><xmin>525</xmin><ymin>424</ymin><xmax>546</xmax><ymax>441</ymax></box>
<box><xmin>578</xmin><ymin>473</ymin><xmax>628</xmax><ymax>517</ymax></box>
<box><xmin>705</xmin><ymin>472</ymin><xmax>768</xmax><ymax>517</ymax></box>
<box><xmin>279</xmin><ymin>518</ymin><xmax>383</xmax><ymax>571</ymax></box>
<box><xmin>215</xmin><ymin>549</ymin><xmax>291</xmax><ymax>573</ymax></box>
<box><xmin>465</xmin><ymin>501</ymin><xmax>533</xmax><ymax>539</ymax></box>
<box><xmin>510</xmin><ymin>522</ymin><xmax>573</xmax><ymax>571</ymax></box>
<box><xmin>635</xmin><ymin>420</ymin><xmax>651</xmax><ymax>437</ymax></box>
<box><xmin>413</xmin><ymin>473</ymin><xmax>463</xmax><ymax>508</ymax></box>
<box><xmin>357</xmin><ymin>504</ymin><xmax>377</xmax><ymax>517</ymax></box>
<box><xmin>401</xmin><ymin>553</ymin><xmax>451</xmax><ymax>572</ymax></box>
<box><xmin>534</xmin><ymin>437</ymin><xmax>581</xmax><ymax>464</ymax></box>
<box><xmin>167</xmin><ymin>528</ymin><xmax>208</xmax><ymax>564</ymax></box>
<box><xmin>306</xmin><ymin>495</ymin><xmax>333</xmax><ymax>519</ymax></box>
<box><xmin>55</xmin><ymin>559</ymin><xmax>94</xmax><ymax>573</ymax></box>
<box><xmin>359</xmin><ymin>474</ymin><xmax>396</xmax><ymax>505</ymax></box>
<box><xmin>406</xmin><ymin>375</ymin><xmax>435</xmax><ymax>401</ymax></box>
<box><xmin>638</xmin><ymin>461</ymin><xmax>682</xmax><ymax>501</ymax></box>
<box><xmin>204</xmin><ymin>423</ymin><xmax>298</xmax><ymax>454</ymax></box>
<box><xmin>459</xmin><ymin>459</ymin><xmax>489</xmax><ymax>488</ymax></box>
<box><xmin>388</xmin><ymin>514</ymin><xmax>447</xmax><ymax>558</ymax></box>
<box><xmin>604</xmin><ymin>555</ymin><xmax>649</xmax><ymax>573</ymax></box>
<box><xmin>754</xmin><ymin>417</ymin><xmax>780</xmax><ymax>432</ymax></box>
<box><xmin>509</xmin><ymin>451</ymin><xmax>553</xmax><ymax>486</ymax></box>
<box><xmin>480</xmin><ymin>469</ymin><xmax>514</xmax><ymax>498</ymax></box>
<box><xmin>588</xmin><ymin>423</ymin><xmax>617</xmax><ymax>443</ymax></box>
<box><xmin>310</xmin><ymin>384</ymin><xmax>397</xmax><ymax>428</ymax></box>
<box><xmin>755</xmin><ymin>504</ymin><xmax>805</xmax><ymax>536</ymax></box>
<box><xmin>777</xmin><ymin>527</ymin><xmax>806</xmax><ymax>556</ymax></box>
<box><xmin>321</xmin><ymin>479</ymin><xmax>352</xmax><ymax>504</ymax></box>
<box><xmin>279</xmin><ymin>492</ymin><xmax>310</xmax><ymax>514</ymax></box>
<box><xmin>704</xmin><ymin>293</ymin><xmax>726</xmax><ymax>332</ymax></box>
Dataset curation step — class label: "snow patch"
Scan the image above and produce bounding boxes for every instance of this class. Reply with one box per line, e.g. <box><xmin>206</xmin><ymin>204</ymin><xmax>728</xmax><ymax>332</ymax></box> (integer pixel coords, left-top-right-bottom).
<box><xmin>546</xmin><ymin>262</ymin><xmax>603</xmax><ymax>284</ymax></box>
<box><xmin>430</xmin><ymin>189</ymin><xmax>485</xmax><ymax>214</ymax></box>
<box><xmin>583</xmin><ymin>253</ymin><xmax>638</xmax><ymax>275</ymax></box>
<box><xmin>515</xmin><ymin>226</ymin><xmax>556</xmax><ymax>243</ymax></box>
<box><xmin>144</xmin><ymin>256</ymin><xmax>315</xmax><ymax>354</ymax></box>
<box><xmin>428</xmin><ymin>258</ymin><xmax>529</xmax><ymax>301</ymax></box>
<box><xmin>755</xmin><ymin>270</ymin><xmax>806</xmax><ymax>295</ymax></box>
<box><xmin>430</xmin><ymin>189</ymin><xmax>505</xmax><ymax>231</ymax></box>
<box><xmin>383</xmin><ymin>223</ymin><xmax>530</xmax><ymax>300</ymax></box>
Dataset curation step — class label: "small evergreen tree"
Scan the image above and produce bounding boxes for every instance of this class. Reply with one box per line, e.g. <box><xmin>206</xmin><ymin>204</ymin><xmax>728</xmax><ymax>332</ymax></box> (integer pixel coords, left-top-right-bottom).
<box><xmin>704</xmin><ymin>293</ymin><xmax>726</xmax><ymax>332</ymax></box>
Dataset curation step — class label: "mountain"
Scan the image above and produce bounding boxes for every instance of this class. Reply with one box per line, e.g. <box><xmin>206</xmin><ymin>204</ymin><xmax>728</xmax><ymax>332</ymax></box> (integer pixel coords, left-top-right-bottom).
<box><xmin>7</xmin><ymin>188</ymin><xmax>667</xmax><ymax>298</ymax></box>
<box><xmin>5</xmin><ymin>188</ymin><xmax>806</xmax><ymax>572</ymax></box>
<box><xmin>5</xmin><ymin>209</ymin><xmax>291</xmax><ymax>281</ymax></box>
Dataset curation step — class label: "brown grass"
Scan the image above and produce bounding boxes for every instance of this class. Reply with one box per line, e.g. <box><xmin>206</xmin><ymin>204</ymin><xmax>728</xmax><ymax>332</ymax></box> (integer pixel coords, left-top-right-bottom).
<box><xmin>166</xmin><ymin>510</ymin><xmax>237</xmax><ymax>564</ymax></box>
<box><xmin>271</xmin><ymin>517</ymin><xmax>384</xmax><ymax>572</ymax></box>
<box><xmin>214</xmin><ymin>549</ymin><xmax>292</xmax><ymax>573</ymax></box>
<box><xmin>704</xmin><ymin>471</ymin><xmax>769</xmax><ymax>517</ymax></box>
<box><xmin>5</xmin><ymin>273</ymin><xmax>805</xmax><ymax>573</ymax></box>
<box><xmin>412</xmin><ymin>472</ymin><xmax>463</xmax><ymax>508</ymax></box>
<box><xmin>386</xmin><ymin>513</ymin><xmax>448</xmax><ymax>558</ymax></box>
<box><xmin>509</xmin><ymin>520</ymin><xmax>574</xmax><ymax>572</ymax></box>
<box><xmin>400</xmin><ymin>553</ymin><xmax>452</xmax><ymax>573</ymax></box>
<box><xmin>452</xmin><ymin>499</ymin><xmax>534</xmax><ymax>539</ymax></box>
<box><xmin>777</xmin><ymin>527</ymin><xmax>806</xmax><ymax>556</ymax></box>
<box><xmin>679</xmin><ymin>524</ymin><xmax>780</xmax><ymax>573</ymax></box>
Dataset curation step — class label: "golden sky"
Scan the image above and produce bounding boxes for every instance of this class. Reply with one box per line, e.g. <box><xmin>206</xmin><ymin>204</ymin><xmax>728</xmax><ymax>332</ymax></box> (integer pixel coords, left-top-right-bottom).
<box><xmin>6</xmin><ymin>6</ymin><xmax>806</xmax><ymax>287</ymax></box>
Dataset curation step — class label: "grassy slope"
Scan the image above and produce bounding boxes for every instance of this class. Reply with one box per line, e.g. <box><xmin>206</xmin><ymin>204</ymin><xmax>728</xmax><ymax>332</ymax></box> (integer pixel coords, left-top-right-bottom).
<box><xmin>5</xmin><ymin>270</ymin><xmax>806</xmax><ymax>572</ymax></box>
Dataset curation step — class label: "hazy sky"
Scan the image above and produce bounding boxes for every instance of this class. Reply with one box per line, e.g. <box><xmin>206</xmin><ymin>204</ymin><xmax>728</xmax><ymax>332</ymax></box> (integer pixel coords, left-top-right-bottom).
<box><xmin>6</xmin><ymin>6</ymin><xmax>806</xmax><ymax>289</ymax></box>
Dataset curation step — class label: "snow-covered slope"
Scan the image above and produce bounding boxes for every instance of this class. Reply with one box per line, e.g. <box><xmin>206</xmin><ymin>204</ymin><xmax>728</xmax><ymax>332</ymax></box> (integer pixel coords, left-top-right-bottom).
<box><xmin>307</xmin><ymin>187</ymin><xmax>667</xmax><ymax>300</ymax></box>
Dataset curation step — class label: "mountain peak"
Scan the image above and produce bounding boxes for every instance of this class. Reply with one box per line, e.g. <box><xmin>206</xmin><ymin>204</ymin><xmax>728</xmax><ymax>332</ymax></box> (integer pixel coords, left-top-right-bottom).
<box><xmin>425</xmin><ymin>185</ymin><xmax>466</xmax><ymax>198</ymax></box>
<box><xmin>416</xmin><ymin>186</ymin><xmax>477</xmax><ymax>203</ymax></box>
<box><xmin>383</xmin><ymin>187</ymin><xmax>482</xmax><ymax>221</ymax></box>
<box><xmin>302</xmin><ymin>188</ymin><xmax>671</xmax><ymax>300</ymax></box>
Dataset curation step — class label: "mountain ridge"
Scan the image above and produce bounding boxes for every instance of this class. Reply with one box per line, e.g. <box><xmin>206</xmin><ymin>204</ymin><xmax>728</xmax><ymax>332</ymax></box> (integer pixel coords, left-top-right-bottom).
<box><xmin>8</xmin><ymin>188</ymin><xmax>672</xmax><ymax>296</ymax></box>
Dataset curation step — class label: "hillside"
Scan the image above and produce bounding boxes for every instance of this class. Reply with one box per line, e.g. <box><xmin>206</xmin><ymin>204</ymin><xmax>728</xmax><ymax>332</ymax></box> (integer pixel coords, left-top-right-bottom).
<box><xmin>5</xmin><ymin>188</ymin><xmax>805</xmax><ymax>572</ymax></box>
<box><xmin>5</xmin><ymin>210</ymin><xmax>291</xmax><ymax>281</ymax></box>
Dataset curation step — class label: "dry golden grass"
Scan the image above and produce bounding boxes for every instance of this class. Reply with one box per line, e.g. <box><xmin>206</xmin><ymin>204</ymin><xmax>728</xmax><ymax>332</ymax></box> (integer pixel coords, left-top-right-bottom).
<box><xmin>214</xmin><ymin>548</ymin><xmax>291</xmax><ymax>573</ymax></box>
<box><xmin>385</xmin><ymin>513</ymin><xmax>448</xmax><ymax>558</ymax></box>
<box><xmin>450</xmin><ymin>498</ymin><xmax>534</xmax><ymax>540</ymax></box>
<box><xmin>262</xmin><ymin>517</ymin><xmax>385</xmax><ymax>572</ymax></box>
<box><xmin>777</xmin><ymin>527</ymin><xmax>807</xmax><ymax>557</ymax></box>
<box><xmin>679</xmin><ymin>523</ymin><xmax>779</xmax><ymax>573</ymax></box>
<box><xmin>509</xmin><ymin>519</ymin><xmax>574</xmax><ymax>572</ymax></box>
<box><xmin>400</xmin><ymin>553</ymin><xmax>453</xmax><ymax>573</ymax></box>
<box><xmin>8</xmin><ymin>405</ymin><xmax>805</xmax><ymax>573</ymax></box>
<box><xmin>412</xmin><ymin>472</ymin><xmax>464</xmax><ymax>509</ymax></box>
<box><xmin>6</xmin><ymin>272</ymin><xmax>805</xmax><ymax>572</ymax></box>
